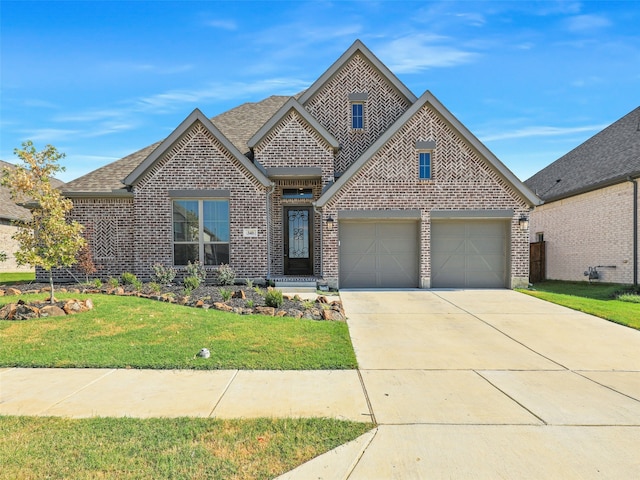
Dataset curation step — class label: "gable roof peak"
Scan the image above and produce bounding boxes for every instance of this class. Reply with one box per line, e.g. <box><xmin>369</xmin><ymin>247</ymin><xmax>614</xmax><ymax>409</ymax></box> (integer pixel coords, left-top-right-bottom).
<box><xmin>298</xmin><ymin>39</ymin><xmax>418</xmax><ymax>106</ymax></box>
<box><xmin>247</xmin><ymin>97</ymin><xmax>339</xmax><ymax>151</ymax></box>
<box><xmin>123</xmin><ymin>108</ymin><xmax>271</xmax><ymax>188</ymax></box>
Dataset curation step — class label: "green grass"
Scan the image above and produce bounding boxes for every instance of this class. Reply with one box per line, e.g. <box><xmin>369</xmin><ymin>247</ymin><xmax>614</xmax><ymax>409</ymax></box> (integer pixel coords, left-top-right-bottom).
<box><xmin>0</xmin><ymin>271</ymin><xmax>35</xmax><ymax>285</ymax></box>
<box><xmin>0</xmin><ymin>416</ymin><xmax>374</xmax><ymax>480</ymax></box>
<box><xmin>519</xmin><ymin>281</ymin><xmax>640</xmax><ymax>330</ymax></box>
<box><xmin>0</xmin><ymin>293</ymin><xmax>357</xmax><ymax>369</ymax></box>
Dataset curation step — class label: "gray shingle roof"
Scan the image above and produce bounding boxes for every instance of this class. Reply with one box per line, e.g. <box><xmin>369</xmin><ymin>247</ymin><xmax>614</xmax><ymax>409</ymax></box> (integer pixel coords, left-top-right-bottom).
<box><xmin>0</xmin><ymin>160</ymin><xmax>66</xmax><ymax>221</ymax></box>
<box><xmin>63</xmin><ymin>95</ymin><xmax>291</xmax><ymax>194</ymax></box>
<box><xmin>525</xmin><ymin>106</ymin><xmax>640</xmax><ymax>202</ymax></box>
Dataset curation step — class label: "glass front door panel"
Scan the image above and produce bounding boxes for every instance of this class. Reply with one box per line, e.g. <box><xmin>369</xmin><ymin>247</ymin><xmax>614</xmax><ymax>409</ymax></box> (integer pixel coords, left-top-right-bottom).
<box><xmin>288</xmin><ymin>210</ymin><xmax>309</xmax><ymax>259</ymax></box>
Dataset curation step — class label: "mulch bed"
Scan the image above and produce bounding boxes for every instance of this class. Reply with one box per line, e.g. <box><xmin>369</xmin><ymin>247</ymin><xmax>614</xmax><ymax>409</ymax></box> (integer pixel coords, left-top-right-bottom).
<box><xmin>0</xmin><ymin>282</ymin><xmax>344</xmax><ymax>321</ymax></box>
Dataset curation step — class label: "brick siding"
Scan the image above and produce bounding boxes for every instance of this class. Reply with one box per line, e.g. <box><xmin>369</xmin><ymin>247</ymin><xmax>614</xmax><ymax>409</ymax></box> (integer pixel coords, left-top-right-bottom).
<box><xmin>132</xmin><ymin>121</ymin><xmax>268</xmax><ymax>280</ymax></box>
<box><xmin>321</xmin><ymin>102</ymin><xmax>531</xmax><ymax>288</ymax></box>
<box><xmin>530</xmin><ymin>181</ymin><xmax>638</xmax><ymax>284</ymax></box>
<box><xmin>0</xmin><ymin>223</ymin><xmax>33</xmax><ymax>272</ymax></box>
<box><xmin>303</xmin><ymin>52</ymin><xmax>411</xmax><ymax>173</ymax></box>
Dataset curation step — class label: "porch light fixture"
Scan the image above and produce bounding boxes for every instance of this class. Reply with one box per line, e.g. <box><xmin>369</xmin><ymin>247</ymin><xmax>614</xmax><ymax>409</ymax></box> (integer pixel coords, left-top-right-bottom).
<box><xmin>326</xmin><ymin>216</ymin><xmax>335</xmax><ymax>230</ymax></box>
<box><xmin>518</xmin><ymin>214</ymin><xmax>529</xmax><ymax>230</ymax></box>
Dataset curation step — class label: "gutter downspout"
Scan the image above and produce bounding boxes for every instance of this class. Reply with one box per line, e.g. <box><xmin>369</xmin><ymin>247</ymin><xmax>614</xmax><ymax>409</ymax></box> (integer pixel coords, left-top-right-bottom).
<box><xmin>628</xmin><ymin>176</ymin><xmax>638</xmax><ymax>285</ymax></box>
<box><xmin>266</xmin><ymin>182</ymin><xmax>275</xmax><ymax>282</ymax></box>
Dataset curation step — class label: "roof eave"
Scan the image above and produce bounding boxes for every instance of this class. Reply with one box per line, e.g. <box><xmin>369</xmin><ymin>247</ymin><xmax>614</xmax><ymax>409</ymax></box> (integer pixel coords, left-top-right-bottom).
<box><xmin>123</xmin><ymin>108</ymin><xmax>271</xmax><ymax>188</ymax></box>
<box><xmin>541</xmin><ymin>171</ymin><xmax>640</xmax><ymax>203</ymax></box>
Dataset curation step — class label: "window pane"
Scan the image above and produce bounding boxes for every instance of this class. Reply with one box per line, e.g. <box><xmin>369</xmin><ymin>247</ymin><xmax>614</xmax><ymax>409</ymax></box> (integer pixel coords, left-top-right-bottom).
<box><xmin>204</xmin><ymin>243</ymin><xmax>229</xmax><ymax>266</ymax></box>
<box><xmin>203</xmin><ymin>200</ymin><xmax>229</xmax><ymax>242</ymax></box>
<box><xmin>352</xmin><ymin>103</ymin><xmax>363</xmax><ymax>129</ymax></box>
<box><xmin>173</xmin><ymin>200</ymin><xmax>199</xmax><ymax>241</ymax></box>
<box><xmin>419</xmin><ymin>152</ymin><xmax>431</xmax><ymax>179</ymax></box>
<box><xmin>174</xmin><ymin>243</ymin><xmax>198</xmax><ymax>265</ymax></box>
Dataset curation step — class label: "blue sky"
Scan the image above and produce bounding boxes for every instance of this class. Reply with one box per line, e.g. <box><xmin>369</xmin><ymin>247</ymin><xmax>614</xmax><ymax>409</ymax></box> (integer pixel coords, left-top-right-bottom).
<box><xmin>1</xmin><ymin>0</ymin><xmax>639</xmax><ymax>183</ymax></box>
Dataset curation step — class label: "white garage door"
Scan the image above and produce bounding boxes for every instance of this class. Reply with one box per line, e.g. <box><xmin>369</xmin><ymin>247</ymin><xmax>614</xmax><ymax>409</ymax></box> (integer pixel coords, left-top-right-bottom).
<box><xmin>340</xmin><ymin>221</ymin><xmax>419</xmax><ymax>288</ymax></box>
<box><xmin>431</xmin><ymin>220</ymin><xmax>509</xmax><ymax>288</ymax></box>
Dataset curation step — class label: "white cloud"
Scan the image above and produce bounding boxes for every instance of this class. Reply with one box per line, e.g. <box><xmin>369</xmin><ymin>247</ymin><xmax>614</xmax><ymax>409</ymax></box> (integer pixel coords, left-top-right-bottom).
<box><xmin>21</xmin><ymin>128</ymin><xmax>80</xmax><ymax>142</ymax></box>
<box><xmin>481</xmin><ymin>124</ymin><xmax>608</xmax><ymax>142</ymax></box>
<box><xmin>205</xmin><ymin>19</ymin><xmax>237</xmax><ymax>31</ymax></box>
<box><xmin>566</xmin><ymin>14</ymin><xmax>612</xmax><ymax>33</ymax></box>
<box><xmin>377</xmin><ymin>34</ymin><xmax>477</xmax><ymax>73</ymax></box>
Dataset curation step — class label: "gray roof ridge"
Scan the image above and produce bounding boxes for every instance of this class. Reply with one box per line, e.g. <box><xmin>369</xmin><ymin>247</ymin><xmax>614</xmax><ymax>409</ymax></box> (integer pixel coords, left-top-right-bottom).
<box><xmin>316</xmin><ymin>90</ymin><xmax>541</xmax><ymax>208</ymax></box>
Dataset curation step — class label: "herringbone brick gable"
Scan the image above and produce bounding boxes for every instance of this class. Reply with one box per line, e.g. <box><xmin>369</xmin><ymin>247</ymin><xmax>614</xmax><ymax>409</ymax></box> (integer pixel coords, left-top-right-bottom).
<box><xmin>304</xmin><ymin>52</ymin><xmax>411</xmax><ymax>173</ymax></box>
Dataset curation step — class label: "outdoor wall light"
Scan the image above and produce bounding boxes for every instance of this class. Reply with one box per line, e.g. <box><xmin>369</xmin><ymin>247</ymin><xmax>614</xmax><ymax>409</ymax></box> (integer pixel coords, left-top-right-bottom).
<box><xmin>519</xmin><ymin>214</ymin><xmax>529</xmax><ymax>230</ymax></box>
<box><xmin>326</xmin><ymin>216</ymin><xmax>335</xmax><ymax>230</ymax></box>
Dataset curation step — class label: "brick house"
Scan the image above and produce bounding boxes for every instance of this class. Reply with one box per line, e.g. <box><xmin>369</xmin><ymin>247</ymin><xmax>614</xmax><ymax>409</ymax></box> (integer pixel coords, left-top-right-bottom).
<box><xmin>525</xmin><ymin>106</ymin><xmax>640</xmax><ymax>284</ymax></box>
<box><xmin>58</xmin><ymin>40</ymin><xmax>539</xmax><ymax>289</ymax></box>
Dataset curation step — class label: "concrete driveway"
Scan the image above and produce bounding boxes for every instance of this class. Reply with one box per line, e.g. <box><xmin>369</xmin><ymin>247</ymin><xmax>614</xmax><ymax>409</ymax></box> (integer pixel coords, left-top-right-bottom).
<box><xmin>281</xmin><ymin>289</ymin><xmax>640</xmax><ymax>479</ymax></box>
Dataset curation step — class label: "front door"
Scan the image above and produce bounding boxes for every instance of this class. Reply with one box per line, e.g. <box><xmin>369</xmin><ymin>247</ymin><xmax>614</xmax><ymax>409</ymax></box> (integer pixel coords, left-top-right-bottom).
<box><xmin>284</xmin><ymin>207</ymin><xmax>313</xmax><ymax>276</ymax></box>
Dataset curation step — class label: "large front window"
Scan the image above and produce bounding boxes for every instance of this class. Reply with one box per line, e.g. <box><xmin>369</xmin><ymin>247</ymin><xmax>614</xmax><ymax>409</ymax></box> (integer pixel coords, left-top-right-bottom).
<box><xmin>173</xmin><ymin>199</ymin><xmax>229</xmax><ymax>265</ymax></box>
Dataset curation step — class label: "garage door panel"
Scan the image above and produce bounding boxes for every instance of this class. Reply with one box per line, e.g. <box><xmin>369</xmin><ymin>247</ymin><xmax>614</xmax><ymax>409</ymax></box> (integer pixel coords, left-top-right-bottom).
<box><xmin>340</xmin><ymin>221</ymin><xmax>419</xmax><ymax>288</ymax></box>
<box><xmin>431</xmin><ymin>220</ymin><xmax>509</xmax><ymax>289</ymax></box>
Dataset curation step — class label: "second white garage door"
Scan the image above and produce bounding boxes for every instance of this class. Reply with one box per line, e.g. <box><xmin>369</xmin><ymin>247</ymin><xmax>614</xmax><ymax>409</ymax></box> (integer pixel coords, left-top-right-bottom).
<box><xmin>339</xmin><ymin>221</ymin><xmax>419</xmax><ymax>288</ymax></box>
<box><xmin>431</xmin><ymin>220</ymin><xmax>509</xmax><ymax>288</ymax></box>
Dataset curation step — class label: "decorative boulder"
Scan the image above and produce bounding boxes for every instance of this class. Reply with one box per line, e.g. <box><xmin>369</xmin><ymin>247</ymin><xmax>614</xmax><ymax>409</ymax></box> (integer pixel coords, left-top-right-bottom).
<box><xmin>40</xmin><ymin>305</ymin><xmax>67</xmax><ymax>317</ymax></box>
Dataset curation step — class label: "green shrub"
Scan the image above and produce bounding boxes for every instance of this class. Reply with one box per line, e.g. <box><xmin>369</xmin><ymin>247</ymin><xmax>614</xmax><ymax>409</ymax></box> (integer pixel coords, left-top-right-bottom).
<box><xmin>121</xmin><ymin>272</ymin><xmax>137</xmax><ymax>285</ymax></box>
<box><xmin>108</xmin><ymin>277</ymin><xmax>119</xmax><ymax>288</ymax></box>
<box><xmin>147</xmin><ymin>282</ymin><xmax>162</xmax><ymax>294</ymax></box>
<box><xmin>152</xmin><ymin>263</ymin><xmax>176</xmax><ymax>285</ymax></box>
<box><xmin>617</xmin><ymin>293</ymin><xmax>640</xmax><ymax>303</ymax></box>
<box><xmin>183</xmin><ymin>275</ymin><xmax>200</xmax><ymax>293</ymax></box>
<box><xmin>91</xmin><ymin>278</ymin><xmax>103</xmax><ymax>289</ymax></box>
<box><xmin>254</xmin><ymin>286</ymin><xmax>265</xmax><ymax>297</ymax></box>
<box><xmin>214</xmin><ymin>263</ymin><xmax>235</xmax><ymax>286</ymax></box>
<box><xmin>245</xmin><ymin>278</ymin><xmax>254</xmax><ymax>289</ymax></box>
<box><xmin>132</xmin><ymin>279</ymin><xmax>143</xmax><ymax>292</ymax></box>
<box><xmin>265</xmin><ymin>289</ymin><xmax>283</xmax><ymax>308</ymax></box>
<box><xmin>219</xmin><ymin>287</ymin><xmax>233</xmax><ymax>302</ymax></box>
<box><xmin>246</xmin><ymin>299</ymin><xmax>254</xmax><ymax>308</ymax></box>
<box><xmin>186</xmin><ymin>261</ymin><xmax>206</xmax><ymax>283</ymax></box>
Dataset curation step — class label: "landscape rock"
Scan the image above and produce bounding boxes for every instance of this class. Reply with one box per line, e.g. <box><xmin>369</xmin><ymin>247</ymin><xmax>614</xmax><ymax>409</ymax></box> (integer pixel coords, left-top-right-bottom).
<box><xmin>255</xmin><ymin>306</ymin><xmax>276</xmax><ymax>316</ymax></box>
<box><xmin>0</xmin><ymin>303</ymin><xmax>17</xmax><ymax>320</ymax></box>
<box><xmin>5</xmin><ymin>287</ymin><xmax>21</xmax><ymax>296</ymax></box>
<box><xmin>232</xmin><ymin>290</ymin><xmax>246</xmax><ymax>299</ymax></box>
<box><xmin>40</xmin><ymin>305</ymin><xmax>67</xmax><ymax>317</ymax></box>
<box><xmin>13</xmin><ymin>303</ymin><xmax>40</xmax><ymax>320</ymax></box>
<box><xmin>287</xmin><ymin>309</ymin><xmax>304</xmax><ymax>319</ymax></box>
<box><xmin>316</xmin><ymin>295</ymin><xmax>329</xmax><ymax>304</ymax></box>
<box><xmin>195</xmin><ymin>300</ymin><xmax>205</xmax><ymax>308</ymax></box>
<box><xmin>0</xmin><ymin>290</ymin><xmax>4</xmax><ymax>297</ymax></box>
<box><xmin>276</xmin><ymin>310</ymin><xmax>287</xmax><ymax>317</ymax></box>
<box><xmin>63</xmin><ymin>300</ymin><xmax>85</xmax><ymax>315</ymax></box>
<box><xmin>322</xmin><ymin>308</ymin><xmax>345</xmax><ymax>321</ymax></box>
<box><xmin>213</xmin><ymin>302</ymin><xmax>233</xmax><ymax>312</ymax></box>
<box><xmin>84</xmin><ymin>299</ymin><xmax>94</xmax><ymax>311</ymax></box>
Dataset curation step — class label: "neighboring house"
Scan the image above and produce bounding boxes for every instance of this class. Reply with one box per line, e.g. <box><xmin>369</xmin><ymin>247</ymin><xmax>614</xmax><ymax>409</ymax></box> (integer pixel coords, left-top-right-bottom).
<box><xmin>57</xmin><ymin>40</ymin><xmax>540</xmax><ymax>289</ymax></box>
<box><xmin>525</xmin><ymin>106</ymin><xmax>640</xmax><ymax>284</ymax></box>
<box><xmin>0</xmin><ymin>159</ymin><xmax>66</xmax><ymax>273</ymax></box>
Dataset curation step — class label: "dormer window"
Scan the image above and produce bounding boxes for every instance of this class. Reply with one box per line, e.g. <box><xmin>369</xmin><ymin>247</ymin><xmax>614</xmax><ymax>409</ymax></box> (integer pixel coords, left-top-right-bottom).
<box><xmin>348</xmin><ymin>92</ymin><xmax>368</xmax><ymax>130</ymax></box>
<box><xmin>416</xmin><ymin>140</ymin><xmax>436</xmax><ymax>180</ymax></box>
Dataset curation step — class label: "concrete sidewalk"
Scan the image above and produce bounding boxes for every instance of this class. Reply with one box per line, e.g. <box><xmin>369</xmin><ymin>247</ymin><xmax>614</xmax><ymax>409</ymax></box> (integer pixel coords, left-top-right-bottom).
<box><xmin>0</xmin><ymin>367</ymin><xmax>371</xmax><ymax>421</ymax></box>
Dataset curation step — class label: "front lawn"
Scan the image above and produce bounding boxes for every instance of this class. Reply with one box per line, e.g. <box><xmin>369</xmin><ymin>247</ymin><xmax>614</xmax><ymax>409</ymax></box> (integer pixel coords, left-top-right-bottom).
<box><xmin>519</xmin><ymin>281</ymin><xmax>640</xmax><ymax>330</ymax></box>
<box><xmin>0</xmin><ymin>293</ymin><xmax>357</xmax><ymax>369</ymax></box>
<box><xmin>0</xmin><ymin>272</ymin><xmax>35</xmax><ymax>285</ymax></box>
<box><xmin>0</xmin><ymin>416</ymin><xmax>374</xmax><ymax>480</ymax></box>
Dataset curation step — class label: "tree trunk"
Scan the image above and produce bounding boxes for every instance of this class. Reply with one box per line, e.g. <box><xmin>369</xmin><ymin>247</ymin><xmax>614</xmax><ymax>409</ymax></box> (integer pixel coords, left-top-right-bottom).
<box><xmin>49</xmin><ymin>270</ymin><xmax>55</xmax><ymax>304</ymax></box>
